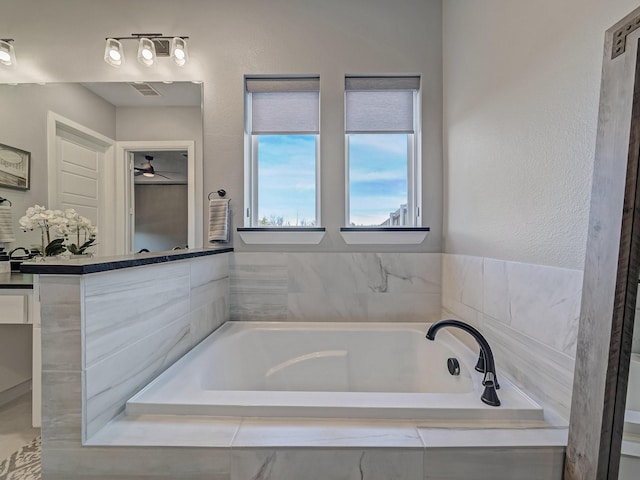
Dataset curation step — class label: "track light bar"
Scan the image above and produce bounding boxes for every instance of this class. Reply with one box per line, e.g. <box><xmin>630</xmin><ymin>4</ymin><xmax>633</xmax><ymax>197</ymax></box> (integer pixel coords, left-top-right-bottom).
<box><xmin>0</xmin><ymin>39</ymin><xmax>17</xmax><ymax>68</ymax></box>
<box><xmin>104</xmin><ymin>33</ymin><xmax>189</xmax><ymax>68</ymax></box>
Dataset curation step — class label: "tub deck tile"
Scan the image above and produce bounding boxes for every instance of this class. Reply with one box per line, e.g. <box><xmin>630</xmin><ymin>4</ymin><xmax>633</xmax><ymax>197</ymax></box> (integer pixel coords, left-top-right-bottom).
<box><xmin>85</xmin><ymin>413</ymin><xmax>241</xmax><ymax>447</ymax></box>
<box><xmin>232</xmin><ymin>419</ymin><xmax>424</xmax><ymax>448</ymax></box>
<box><xmin>417</xmin><ymin>427</ymin><xmax>568</xmax><ymax>448</ymax></box>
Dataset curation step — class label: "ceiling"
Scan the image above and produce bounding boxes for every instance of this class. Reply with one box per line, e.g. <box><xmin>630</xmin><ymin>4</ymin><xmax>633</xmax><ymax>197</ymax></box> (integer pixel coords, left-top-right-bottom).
<box><xmin>81</xmin><ymin>81</ymin><xmax>202</xmax><ymax>107</ymax></box>
<box><xmin>80</xmin><ymin>81</ymin><xmax>199</xmax><ymax>184</ymax></box>
<box><xmin>133</xmin><ymin>150</ymin><xmax>188</xmax><ymax>185</ymax></box>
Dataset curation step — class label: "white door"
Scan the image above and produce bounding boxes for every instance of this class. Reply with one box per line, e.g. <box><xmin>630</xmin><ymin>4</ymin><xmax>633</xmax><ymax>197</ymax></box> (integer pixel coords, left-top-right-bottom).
<box><xmin>48</xmin><ymin>113</ymin><xmax>116</xmax><ymax>256</ymax></box>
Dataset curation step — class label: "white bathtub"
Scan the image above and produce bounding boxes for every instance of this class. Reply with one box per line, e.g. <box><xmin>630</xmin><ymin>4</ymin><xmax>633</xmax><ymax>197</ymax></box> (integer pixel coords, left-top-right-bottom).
<box><xmin>127</xmin><ymin>321</ymin><xmax>543</xmax><ymax>421</ymax></box>
<box><xmin>625</xmin><ymin>353</ymin><xmax>640</xmax><ymax>434</ymax></box>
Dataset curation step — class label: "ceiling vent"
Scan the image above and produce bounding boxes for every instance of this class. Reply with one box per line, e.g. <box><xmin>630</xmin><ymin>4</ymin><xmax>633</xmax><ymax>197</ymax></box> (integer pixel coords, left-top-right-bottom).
<box><xmin>129</xmin><ymin>82</ymin><xmax>161</xmax><ymax>97</ymax></box>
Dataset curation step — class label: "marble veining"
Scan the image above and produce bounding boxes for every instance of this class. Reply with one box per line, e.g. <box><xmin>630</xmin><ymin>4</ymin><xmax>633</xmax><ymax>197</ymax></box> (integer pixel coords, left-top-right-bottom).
<box><xmin>231</xmin><ymin>252</ymin><xmax>441</xmax><ymax>322</ymax></box>
<box><xmin>85</xmin><ymin>315</ymin><xmax>193</xmax><ymax>437</ymax></box>
<box><xmin>442</xmin><ymin>254</ymin><xmax>583</xmax><ymax>420</ymax></box>
<box><xmin>39</xmin><ymin>255</ymin><xmax>233</xmax><ymax>449</ymax></box>
<box><xmin>231</xmin><ymin>449</ymin><xmax>423</xmax><ymax>480</ymax></box>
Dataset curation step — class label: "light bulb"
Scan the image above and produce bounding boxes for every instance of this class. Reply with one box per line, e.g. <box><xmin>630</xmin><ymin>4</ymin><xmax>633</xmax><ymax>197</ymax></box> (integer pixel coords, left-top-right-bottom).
<box><xmin>137</xmin><ymin>38</ymin><xmax>156</xmax><ymax>67</ymax></box>
<box><xmin>104</xmin><ymin>38</ymin><xmax>124</xmax><ymax>67</ymax></box>
<box><xmin>0</xmin><ymin>40</ymin><xmax>16</xmax><ymax>68</ymax></box>
<box><xmin>170</xmin><ymin>37</ymin><xmax>188</xmax><ymax>66</ymax></box>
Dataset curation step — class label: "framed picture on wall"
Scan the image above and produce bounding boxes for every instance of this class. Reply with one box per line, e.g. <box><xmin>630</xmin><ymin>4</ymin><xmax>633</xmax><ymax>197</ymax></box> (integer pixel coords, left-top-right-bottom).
<box><xmin>0</xmin><ymin>143</ymin><xmax>30</xmax><ymax>190</ymax></box>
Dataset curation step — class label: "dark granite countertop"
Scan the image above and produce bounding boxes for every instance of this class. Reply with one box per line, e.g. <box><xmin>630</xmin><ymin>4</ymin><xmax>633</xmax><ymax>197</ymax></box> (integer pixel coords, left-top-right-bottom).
<box><xmin>0</xmin><ymin>272</ymin><xmax>34</xmax><ymax>289</ymax></box>
<box><xmin>19</xmin><ymin>247</ymin><xmax>233</xmax><ymax>275</ymax></box>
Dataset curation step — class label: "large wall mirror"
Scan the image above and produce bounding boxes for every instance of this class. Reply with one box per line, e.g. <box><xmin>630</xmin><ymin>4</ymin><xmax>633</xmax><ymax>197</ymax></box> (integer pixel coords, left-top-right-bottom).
<box><xmin>0</xmin><ymin>81</ymin><xmax>203</xmax><ymax>256</ymax></box>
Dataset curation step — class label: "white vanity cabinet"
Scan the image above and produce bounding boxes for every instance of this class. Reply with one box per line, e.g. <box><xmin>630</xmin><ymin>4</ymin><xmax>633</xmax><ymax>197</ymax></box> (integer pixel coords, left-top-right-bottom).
<box><xmin>0</xmin><ymin>275</ymin><xmax>40</xmax><ymax>427</ymax></box>
<box><xmin>0</xmin><ymin>294</ymin><xmax>29</xmax><ymax>324</ymax></box>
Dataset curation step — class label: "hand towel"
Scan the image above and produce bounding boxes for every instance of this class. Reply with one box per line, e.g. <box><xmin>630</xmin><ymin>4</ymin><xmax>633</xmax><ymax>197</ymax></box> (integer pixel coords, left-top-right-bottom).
<box><xmin>0</xmin><ymin>205</ymin><xmax>15</xmax><ymax>243</ymax></box>
<box><xmin>208</xmin><ymin>198</ymin><xmax>230</xmax><ymax>243</ymax></box>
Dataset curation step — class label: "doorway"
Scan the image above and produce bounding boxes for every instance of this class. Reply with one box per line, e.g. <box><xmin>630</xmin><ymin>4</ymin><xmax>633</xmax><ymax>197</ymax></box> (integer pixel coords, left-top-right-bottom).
<box><xmin>132</xmin><ymin>150</ymin><xmax>188</xmax><ymax>252</ymax></box>
<box><xmin>117</xmin><ymin>140</ymin><xmax>197</xmax><ymax>253</ymax></box>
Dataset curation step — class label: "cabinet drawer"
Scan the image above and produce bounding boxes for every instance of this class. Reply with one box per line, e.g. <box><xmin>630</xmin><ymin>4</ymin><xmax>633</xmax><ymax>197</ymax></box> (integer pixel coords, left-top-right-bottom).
<box><xmin>0</xmin><ymin>295</ymin><xmax>28</xmax><ymax>324</ymax></box>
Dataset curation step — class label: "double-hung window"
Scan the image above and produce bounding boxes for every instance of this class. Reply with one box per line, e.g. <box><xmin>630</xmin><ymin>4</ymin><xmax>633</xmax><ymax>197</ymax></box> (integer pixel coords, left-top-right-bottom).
<box><xmin>345</xmin><ymin>75</ymin><xmax>421</xmax><ymax>227</ymax></box>
<box><xmin>244</xmin><ymin>76</ymin><xmax>320</xmax><ymax>227</ymax></box>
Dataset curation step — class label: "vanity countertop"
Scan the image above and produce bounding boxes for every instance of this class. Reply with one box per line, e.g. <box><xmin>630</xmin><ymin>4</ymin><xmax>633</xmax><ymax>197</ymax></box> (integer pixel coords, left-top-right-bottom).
<box><xmin>20</xmin><ymin>247</ymin><xmax>233</xmax><ymax>275</ymax></box>
<box><xmin>0</xmin><ymin>272</ymin><xmax>34</xmax><ymax>289</ymax></box>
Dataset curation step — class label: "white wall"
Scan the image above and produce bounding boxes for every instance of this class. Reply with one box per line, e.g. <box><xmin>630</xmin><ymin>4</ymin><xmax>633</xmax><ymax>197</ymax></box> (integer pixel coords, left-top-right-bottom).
<box><xmin>443</xmin><ymin>0</ymin><xmax>640</xmax><ymax>269</ymax></box>
<box><xmin>0</xmin><ymin>0</ymin><xmax>443</xmax><ymax>254</ymax></box>
<box><xmin>0</xmin><ymin>83</ymin><xmax>116</xmax><ymax>249</ymax></box>
<box><xmin>134</xmin><ymin>184</ymin><xmax>188</xmax><ymax>252</ymax></box>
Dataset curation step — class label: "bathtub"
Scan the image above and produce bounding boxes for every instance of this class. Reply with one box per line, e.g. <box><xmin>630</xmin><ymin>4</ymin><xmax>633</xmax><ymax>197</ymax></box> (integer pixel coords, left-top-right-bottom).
<box><xmin>625</xmin><ymin>353</ymin><xmax>640</xmax><ymax>434</ymax></box>
<box><xmin>127</xmin><ymin>321</ymin><xmax>543</xmax><ymax>421</ymax></box>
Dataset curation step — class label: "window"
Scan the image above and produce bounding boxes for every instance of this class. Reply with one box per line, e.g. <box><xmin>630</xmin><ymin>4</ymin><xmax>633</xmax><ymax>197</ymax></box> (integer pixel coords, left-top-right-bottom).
<box><xmin>244</xmin><ymin>76</ymin><xmax>320</xmax><ymax>227</ymax></box>
<box><xmin>345</xmin><ymin>75</ymin><xmax>421</xmax><ymax>227</ymax></box>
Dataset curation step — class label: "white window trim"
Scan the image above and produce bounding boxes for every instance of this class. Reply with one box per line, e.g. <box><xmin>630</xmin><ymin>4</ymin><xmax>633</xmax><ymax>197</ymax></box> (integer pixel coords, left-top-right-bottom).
<box><xmin>243</xmin><ymin>77</ymin><xmax>321</xmax><ymax>230</ymax></box>
<box><xmin>344</xmin><ymin>84</ymin><xmax>422</xmax><ymax>229</ymax></box>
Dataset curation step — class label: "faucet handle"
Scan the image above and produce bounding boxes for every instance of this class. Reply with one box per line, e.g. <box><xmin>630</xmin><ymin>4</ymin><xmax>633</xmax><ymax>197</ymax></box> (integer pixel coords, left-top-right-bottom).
<box><xmin>478</xmin><ymin>351</ymin><xmax>501</xmax><ymax>389</ymax></box>
<box><xmin>475</xmin><ymin>349</ymin><xmax>485</xmax><ymax>372</ymax></box>
<box><xmin>481</xmin><ymin>380</ymin><xmax>501</xmax><ymax>407</ymax></box>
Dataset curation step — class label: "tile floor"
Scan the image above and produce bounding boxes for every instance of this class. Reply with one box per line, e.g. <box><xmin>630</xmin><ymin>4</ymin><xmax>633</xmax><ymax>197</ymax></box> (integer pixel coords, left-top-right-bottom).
<box><xmin>0</xmin><ymin>393</ymin><xmax>40</xmax><ymax>462</ymax></box>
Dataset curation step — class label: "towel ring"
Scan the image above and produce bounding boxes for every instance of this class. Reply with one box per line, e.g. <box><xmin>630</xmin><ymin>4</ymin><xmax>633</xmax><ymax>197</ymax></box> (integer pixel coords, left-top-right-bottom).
<box><xmin>0</xmin><ymin>197</ymin><xmax>11</xmax><ymax>206</ymax></box>
<box><xmin>208</xmin><ymin>189</ymin><xmax>226</xmax><ymax>200</ymax></box>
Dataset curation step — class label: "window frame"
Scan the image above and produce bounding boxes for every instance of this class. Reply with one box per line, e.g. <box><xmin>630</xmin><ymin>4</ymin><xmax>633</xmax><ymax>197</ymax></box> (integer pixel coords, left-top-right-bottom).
<box><xmin>344</xmin><ymin>76</ymin><xmax>422</xmax><ymax>228</ymax></box>
<box><xmin>243</xmin><ymin>76</ymin><xmax>321</xmax><ymax>228</ymax></box>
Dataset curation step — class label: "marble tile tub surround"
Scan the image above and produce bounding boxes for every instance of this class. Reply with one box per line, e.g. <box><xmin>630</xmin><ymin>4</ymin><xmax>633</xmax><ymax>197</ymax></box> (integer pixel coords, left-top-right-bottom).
<box><xmin>230</xmin><ymin>252</ymin><xmax>442</xmax><ymax>322</ymax></box>
<box><xmin>76</xmin><ymin>413</ymin><xmax>568</xmax><ymax>480</ymax></box>
<box><xmin>40</xmin><ymin>252</ymin><xmax>230</xmax><ymax>461</ymax></box>
<box><xmin>441</xmin><ymin>253</ymin><xmax>583</xmax><ymax>419</ymax></box>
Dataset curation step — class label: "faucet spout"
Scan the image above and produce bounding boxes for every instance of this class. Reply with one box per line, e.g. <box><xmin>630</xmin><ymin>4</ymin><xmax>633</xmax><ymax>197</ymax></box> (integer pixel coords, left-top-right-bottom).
<box><xmin>426</xmin><ymin>319</ymin><xmax>501</xmax><ymax>407</ymax></box>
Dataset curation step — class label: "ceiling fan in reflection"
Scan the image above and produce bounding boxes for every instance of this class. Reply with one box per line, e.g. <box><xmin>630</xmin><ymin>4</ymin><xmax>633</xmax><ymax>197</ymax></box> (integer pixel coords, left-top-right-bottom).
<box><xmin>134</xmin><ymin>155</ymin><xmax>172</xmax><ymax>179</ymax></box>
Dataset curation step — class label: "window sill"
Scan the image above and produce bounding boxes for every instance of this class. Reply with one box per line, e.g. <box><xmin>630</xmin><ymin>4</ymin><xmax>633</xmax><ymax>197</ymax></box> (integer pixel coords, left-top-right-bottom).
<box><xmin>339</xmin><ymin>227</ymin><xmax>430</xmax><ymax>245</ymax></box>
<box><xmin>237</xmin><ymin>227</ymin><xmax>326</xmax><ymax>245</ymax></box>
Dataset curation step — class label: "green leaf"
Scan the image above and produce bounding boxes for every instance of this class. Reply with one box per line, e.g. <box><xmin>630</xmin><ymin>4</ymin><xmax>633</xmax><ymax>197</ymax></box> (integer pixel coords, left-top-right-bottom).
<box><xmin>45</xmin><ymin>238</ymin><xmax>67</xmax><ymax>256</ymax></box>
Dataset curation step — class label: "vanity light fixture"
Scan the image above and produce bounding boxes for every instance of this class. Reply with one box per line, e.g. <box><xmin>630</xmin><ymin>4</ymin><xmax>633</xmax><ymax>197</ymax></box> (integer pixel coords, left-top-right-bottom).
<box><xmin>0</xmin><ymin>39</ymin><xmax>17</xmax><ymax>68</ymax></box>
<box><xmin>103</xmin><ymin>34</ymin><xmax>189</xmax><ymax>68</ymax></box>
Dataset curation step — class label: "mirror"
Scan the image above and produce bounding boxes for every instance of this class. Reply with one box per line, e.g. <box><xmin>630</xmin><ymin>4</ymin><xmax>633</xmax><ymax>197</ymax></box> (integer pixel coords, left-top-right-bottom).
<box><xmin>0</xmin><ymin>81</ymin><xmax>203</xmax><ymax>256</ymax></box>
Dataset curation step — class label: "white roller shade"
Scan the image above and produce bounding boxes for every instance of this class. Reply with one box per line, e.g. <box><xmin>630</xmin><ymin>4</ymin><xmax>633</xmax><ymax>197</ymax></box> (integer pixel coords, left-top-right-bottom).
<box><xmin>246</xmin><ymin>77</ymin><xmax>320</xmax><ymax>134</ymax></box>
<box><xmin>345</xmin><ymin>75</ymin><xmax>419</xmax><ymax>134</ymax></box>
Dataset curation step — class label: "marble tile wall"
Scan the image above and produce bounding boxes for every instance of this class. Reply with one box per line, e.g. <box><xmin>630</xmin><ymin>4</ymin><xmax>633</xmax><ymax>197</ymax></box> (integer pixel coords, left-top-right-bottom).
<box><xmin>230</xmin><ymin>253</ymin><xmax>442</xmax><ymax>323</ymax></box>
<box><xmin>40</xmin><ymin>253</ymin><xmax>231</xmax><ymax>475</ymax></box>
<box><xmin>84</xmin><ymin>254</ymin><xmax>230</xmax><ymax>437</ymax></box>
<box><xmin>441</xmin><ymin>254</ymin><xmax>583</xmax><ymax>419</ymax></box>
<box><xmin>40</xmin><ymin>251</ymin><xmax>570</xmax><ymax>479</ymax></box>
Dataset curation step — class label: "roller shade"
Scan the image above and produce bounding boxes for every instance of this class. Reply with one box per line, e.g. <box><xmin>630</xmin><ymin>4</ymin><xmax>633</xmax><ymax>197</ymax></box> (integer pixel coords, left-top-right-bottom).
<box><xmin>246</xmin><ymin>77</ymin><xmax>320</xmax><ymax>134</ymax></box>
<box><xmin>345</xmin><ymin>75</ymin><xmax>420</xmax><ymax>134</ymax></box>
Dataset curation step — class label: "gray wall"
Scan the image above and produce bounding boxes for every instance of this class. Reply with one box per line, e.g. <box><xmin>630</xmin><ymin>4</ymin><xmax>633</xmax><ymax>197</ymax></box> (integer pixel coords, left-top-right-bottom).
<box><xmin>0</xmin><ymin>0</ymin><xmax>443</xmax><ymax>254</ymax></box>
<box><xmin>443</xmin><ymin>0</ymin><xmax>640</xmax><ymax>269</ymax></box>
<box><xmin>134</xmin><ymin>184</ymin><xmax>188</xmax><ymax>252</ymax></box>
<box><xmin>0</xmin><ymin>84</ymin><xmax>116</xmax><ymax>249</ymax></box>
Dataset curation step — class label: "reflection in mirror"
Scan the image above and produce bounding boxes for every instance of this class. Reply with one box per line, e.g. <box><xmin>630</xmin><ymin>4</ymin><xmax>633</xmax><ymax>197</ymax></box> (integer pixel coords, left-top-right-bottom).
<box><xmin>0</xmin><ymin>81</ymin><xmax>203</xmax><ymax>256</ymax></box>
<box><xmin>133</xmin><ymin>150</ymin><xmax>188</xmax><ymax>252</ymax></box>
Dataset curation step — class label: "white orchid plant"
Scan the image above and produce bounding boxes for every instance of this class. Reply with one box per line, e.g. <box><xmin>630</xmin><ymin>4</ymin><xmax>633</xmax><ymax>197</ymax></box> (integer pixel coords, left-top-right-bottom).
<box><xmin>19</xmin><ymin>205</ymin><xmax>97</xmax><ymax>256</ymax></box>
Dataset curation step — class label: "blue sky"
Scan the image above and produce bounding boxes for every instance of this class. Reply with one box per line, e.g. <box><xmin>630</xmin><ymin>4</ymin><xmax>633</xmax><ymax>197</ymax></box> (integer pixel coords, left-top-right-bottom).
<box><xmin>348</xmin><ymin>134</ymin><xmax>407</xmax><ymax>225</ymax></box>
<box><xmin>258</xmin><ymin>135</ymin><xmax>317</xmax><ymax>226</ymax></box>
<box><xmin>258</xmin><ymin>134</ymin><xmax>407</xmax><ymax>226</ymax></box>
